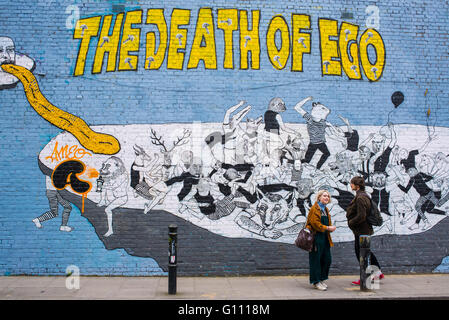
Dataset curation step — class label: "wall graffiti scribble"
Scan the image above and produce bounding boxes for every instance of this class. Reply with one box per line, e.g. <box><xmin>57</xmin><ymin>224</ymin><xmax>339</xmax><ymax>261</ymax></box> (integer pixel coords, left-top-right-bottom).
<box><xmin>45</xmin><ymin>142</ymin><xmax>92</xmax><ymax>163</ymax></box>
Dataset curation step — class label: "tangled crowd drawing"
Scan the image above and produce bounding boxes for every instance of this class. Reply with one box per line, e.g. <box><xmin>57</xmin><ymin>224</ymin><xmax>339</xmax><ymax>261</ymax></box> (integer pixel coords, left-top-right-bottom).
<box><xmin>37</xmin><ymin>94</ymin><xmax>449</xmax><ymax>244</ymax></box>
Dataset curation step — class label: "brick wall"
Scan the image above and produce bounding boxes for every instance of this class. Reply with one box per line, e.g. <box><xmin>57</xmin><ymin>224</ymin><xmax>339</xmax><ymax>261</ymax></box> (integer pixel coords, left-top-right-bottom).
<box><xmin>0</xmin><ymin>0</ymin><xmax>448</xmax><ymax>276</ymax></box>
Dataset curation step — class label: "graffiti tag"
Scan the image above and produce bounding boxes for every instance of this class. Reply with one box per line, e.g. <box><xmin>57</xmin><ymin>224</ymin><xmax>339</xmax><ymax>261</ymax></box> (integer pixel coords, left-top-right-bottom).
<box><xmin>45</xmin><ymin>141</ymin><xmax>92</xmax><ymax>163</ymax></box>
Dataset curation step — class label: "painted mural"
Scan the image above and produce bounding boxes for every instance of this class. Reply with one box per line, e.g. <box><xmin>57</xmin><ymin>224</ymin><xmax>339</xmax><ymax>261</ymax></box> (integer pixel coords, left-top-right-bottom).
<box><xmin>1</xmin><ymin>1</ymin><xmax>448</xmax><ymax>275</ymax></box>
<box><xmin>37</xmin><ymin>104</ymin><xmax>449</xmax><ymax>244</ymax></box>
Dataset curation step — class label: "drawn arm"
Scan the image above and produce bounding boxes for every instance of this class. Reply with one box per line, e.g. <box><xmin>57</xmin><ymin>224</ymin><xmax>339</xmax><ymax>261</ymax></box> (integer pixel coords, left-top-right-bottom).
<box><xmin>293</xmin><ymin>96</ymin><xmax>313</xmax><ymax>117</ymax></box>
<box><xmin>276</xmin><ymin>114</ymin><xmax>296</xmax><ymax>134</ymax></box>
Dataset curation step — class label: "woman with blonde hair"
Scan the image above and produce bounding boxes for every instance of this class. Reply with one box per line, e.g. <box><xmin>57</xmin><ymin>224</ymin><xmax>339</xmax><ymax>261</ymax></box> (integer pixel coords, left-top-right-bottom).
<box><xmin>306</xmin><ymin>189</ymin><xmax>337</xmax><ymax>290</ymax></box>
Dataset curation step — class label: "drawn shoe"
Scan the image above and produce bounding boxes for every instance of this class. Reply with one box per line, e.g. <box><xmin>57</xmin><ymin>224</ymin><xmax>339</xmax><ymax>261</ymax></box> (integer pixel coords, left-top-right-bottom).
<box><xmin>421</xmin><ymin>220</ymin><xmax>431</xmax><ymax>230</ymax></box>
<box><xmin>32</xmin><ymin>218</ymin><xmax>42</xmax><ymax>229</ymax></box>
<box><xmin>60</xmin><ymin>225</ymin><xmax>74</xmax><ymax>232</ymax></box>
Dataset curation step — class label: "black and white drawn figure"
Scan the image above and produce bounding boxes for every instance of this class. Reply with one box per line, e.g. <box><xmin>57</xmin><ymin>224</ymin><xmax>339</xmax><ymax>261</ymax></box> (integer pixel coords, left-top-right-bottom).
<box><xmin>391</xmin><ymin>198</ymin><xmax>416</xmax><ymax>230</ymax></box>
<box><xmin>174</xmin><ymin>150</ymin><xmax>194</xmax><ymax>177</ymax></box>
<box><xmin>336</xmin><ymin>115</ymin><xmax>360</xmax><ymax>153</ymax></box>
<box><xmin>32</xmin><ymin>175</ymin><xmax>74</xmax><ymax>232</ymax></box>
<box><xmin>281</xmin><ymin>135</ymin><xmax>306</xmax><ymax>164</ymax></box>
<box><xmin>235</xmin><ymin>192</ymin><xmax>303</xmax><ymax>239</ymax></box>
<box><xmin>332</xmin><ymin>115</ymin><xmax>361</xmax><ymax>169</ymax></box>
<box><xmin>397</xmin><ymin>167</ymin><xmax>441</xmax><ymax>230</ymax></box>
<box><xmin>356</xmin><ymin>145</ymin><xmax>372</xmax><ymax>181</ymax></box>
<box><xmin>393</xmin><ymin>144</ymin><xmax>449</xmax><ymax>232</ymax></box>
<box><xmin>205</xmin><ymin>101</ymin><xmax>252</xmax><ymax>165</ymax></box>
<box><xmin>97</xmin><ymin>156</ymin><xmax>129</xmax><ymax>237</ymax></box>
<box><xmin>362</xmin><ymin>123</ymin><xmax>397</xmax><ymax>215</ymax></box>
<box><xmin>0</xmin><ymin>36</ymin><xmax>35</xmax><ymax>89</ymax></box>
<box><xmin>292</xmin><ymin>177</ymin><xmax>314</xmax><ymax>216</ymax></box>
<box><xmin>431</xmin><ymin>152</ymin><xmax>449</xmax><ymax>179</ymax></box>
<box><xmin>149</xmin><ymin>128</ymin><xmax>191</xmax><ymax>180</ymax></box>
<box><xmin>160</xmin><ymin>159</ymin><xmax>204</xmax><ymax>214</ymax></box>
<box><xmin>256</xmin><ymin>148</ymin><xmax>289</xmax><ymax>185</ymax></box>
<box><xmin>326</xmin><ymin>151</ymin><xmax>358</xmax><ymax>185</ymax></box>
<box><xmin>263</xmin><ymin>97</ymin><xmax>297</xmax><ymax>159</ymax></box>
<box><xmin>210</xmin><ymin>166</ymin><xmax>258</xmax><ymax>205</ymax></box>
<box><xmin>418</xmin><ymin>152</ymin><xmax>449</xmax><ymax>201</ymax></box>
<box><xmin>179</xmin><ymin>177</ymin><xmax>218</xmax><ymax>219</ymax></box>
<box><xmin>131</xmin><ymin>152</ymin><xmax>168</xmax><ymax>214</ymax></box>
<box><xmin>180</xmin><ymin>175</ymin><xmax>246</xmax><ymax>221</ymax></box>
<box><xmin>239</xmin><ymin>116</ymin><xmax>263</xmax><ymax>165</ymax></box>
<box><xmin>416</xmin><ymin>152</ymin><xmax>449</xmax><ymax>214</ymax></box>
<box><xmin>294</xmin><ymin>97</ymin><xmax>345</xmax><ymax>170</ymax></box>
<box><xmin>130</xmin><ymin>144</ymin><xmax>154</xmax><ymax>198</ymax></box>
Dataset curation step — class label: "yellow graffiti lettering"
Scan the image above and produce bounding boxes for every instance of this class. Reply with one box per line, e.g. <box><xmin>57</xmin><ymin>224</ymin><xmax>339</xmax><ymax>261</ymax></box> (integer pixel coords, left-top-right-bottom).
<box><xmin>145</xmin><ymin>9</ymin><xmax>168</xmax><ymax>70</ymax></box>
<box><xmin>188</xmin><ymin>8</ymin><xmax>217</xmax><ymax>69</ymax></box>
<box><xmin>267</xmin><ymin>15</ymin><xmax>290</xmax><ymax>70</ymax></box>
<box><xmin>73</xmin><ymin>16</ymin><xmax>102</xmax><ymax>76</ymax></box>
<box><xmin>70</xmin><ymin>8</ymin><xmax>387</xmax><ymax>80</ymax></box>
<box><xmin>239</xmin><ymin>10</ymin><xmax>260</xmax><ymax>70</ymax></box>
<box><xmin>291</xmin><ymin>14</ymin><xmax>311</xmax><ymax>72</ymax></box>
<box><xmin>167</xmin><ymin>9</ymin><xmax>191</xmax><ymax>70</ymax></box>
<box><xmin>339</xmin><ymin>22</ymin><xmax>361</xmax><ymax>80</ymax></box>
<box><xmin>318</xmin><ymin>18</ymin><xmax>341</xmax><ymax>76</ymax></box>
<box><xmin>360</xmin><ymin>28</ymin><xmax>385</xmax><ymax>81</ymax></box>
<box><xmin>92</xmin><ymin>13</ymin><xmax>124</xmax><ymax>73</ymax></box>
<box><xmin>217</xmin><ymin>9</ymin><xmax>238</xmax><ymax>69</ymax></box>
<box><xmin>118</xmin><ymin>10</ymin><xmax>142</xmax><ymax>71</ymax></box>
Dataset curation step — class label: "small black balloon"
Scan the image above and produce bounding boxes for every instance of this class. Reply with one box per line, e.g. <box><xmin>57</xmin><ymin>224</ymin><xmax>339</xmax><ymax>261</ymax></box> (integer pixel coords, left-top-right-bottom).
<box><xmin>391</xmin><ymin>91</ymin><xmax>404</xmax><ymax>108</ymax></box>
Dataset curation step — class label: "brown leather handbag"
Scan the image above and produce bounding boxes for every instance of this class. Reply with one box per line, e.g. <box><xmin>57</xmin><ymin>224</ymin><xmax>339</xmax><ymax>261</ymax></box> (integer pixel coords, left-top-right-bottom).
<box><xmin>295</xmin><ymin>210</ymin><xmax>316</xmax><ymax>252</ymax></box>
<box><xmin>294</xmin><ymin>226</ymin><xmax>315</xmax><ymax>252</ymax></box>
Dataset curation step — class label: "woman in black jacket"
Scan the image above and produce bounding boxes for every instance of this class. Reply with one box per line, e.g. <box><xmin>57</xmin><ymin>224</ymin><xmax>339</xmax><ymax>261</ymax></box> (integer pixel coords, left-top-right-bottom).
<box><xmin>346</xmin><ymin>176</ymin><xmax>384</xmax><ymax>286</ymax></box>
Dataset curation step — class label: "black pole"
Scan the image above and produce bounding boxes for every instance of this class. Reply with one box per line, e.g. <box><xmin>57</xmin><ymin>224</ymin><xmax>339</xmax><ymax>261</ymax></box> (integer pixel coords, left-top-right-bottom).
<box><xmin>168</xmin><ymin>224</ymin><xmax>177</xmax><ymax>295</ymax></box>
<box><xmin>359</xmin><ymin>235</ymin><xmax>371</xmax><ymax>291</ymax></box>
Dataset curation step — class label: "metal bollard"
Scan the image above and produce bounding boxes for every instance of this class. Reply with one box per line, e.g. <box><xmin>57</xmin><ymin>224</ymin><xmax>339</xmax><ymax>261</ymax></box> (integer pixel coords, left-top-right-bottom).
<box><xmin>168</xmin><ymin>224</ymin><xmax>177</xmax><ymax>295</ymax></box>
<box><xmin>359</xmin><ymin>235</ymin><xmax>371</xmax><ymax>291</ymax></box>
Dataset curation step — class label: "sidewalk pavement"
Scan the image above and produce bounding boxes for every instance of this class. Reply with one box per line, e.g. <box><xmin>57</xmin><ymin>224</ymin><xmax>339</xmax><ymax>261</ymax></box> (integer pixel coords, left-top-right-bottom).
<box><xmin>1</xmin><ymin>274</ymin><xmax>449</xmax><ymax>300</ymax></box>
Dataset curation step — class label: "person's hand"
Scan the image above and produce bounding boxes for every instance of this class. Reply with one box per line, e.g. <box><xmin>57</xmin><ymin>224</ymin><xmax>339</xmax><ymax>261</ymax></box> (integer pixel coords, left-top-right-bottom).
<box><xmin>338</xmin><ymin>115</ymin><xmax>350</xmax><ymax>125</ymax></box>
<box><xmin>327</xmin><ymin>225</ymin><xmax>336</xmax><ymax>232</ymax></box>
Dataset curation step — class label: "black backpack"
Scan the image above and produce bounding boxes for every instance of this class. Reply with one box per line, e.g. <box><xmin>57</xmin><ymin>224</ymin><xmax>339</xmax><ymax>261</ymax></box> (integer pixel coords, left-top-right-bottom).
<box><xmin>363</xmin><ymin>194</ymin><xmax>383</xmax><ymax>227</ymax></box>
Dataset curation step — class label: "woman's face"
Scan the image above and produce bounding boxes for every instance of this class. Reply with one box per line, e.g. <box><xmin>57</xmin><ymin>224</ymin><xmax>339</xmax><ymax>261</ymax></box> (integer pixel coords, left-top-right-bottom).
<box><xmin>319</xmin><ymin>192</ymin><xmax>330</xmax><ymax>204</ymax></box>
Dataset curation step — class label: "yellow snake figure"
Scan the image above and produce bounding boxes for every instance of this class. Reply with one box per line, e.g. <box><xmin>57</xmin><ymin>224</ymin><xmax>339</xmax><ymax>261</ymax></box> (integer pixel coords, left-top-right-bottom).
<box><xmin>1</xmin><ymin>64</ymin><xmax>120</xmax><ymax>155</ymax></box>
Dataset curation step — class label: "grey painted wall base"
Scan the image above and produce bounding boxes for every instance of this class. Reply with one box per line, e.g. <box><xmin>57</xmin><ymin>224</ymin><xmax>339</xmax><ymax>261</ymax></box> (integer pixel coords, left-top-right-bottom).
<box><xmin>54</xmin><ymin>182</ymin><xmax>449</xmax><ymax>276</ymax></box>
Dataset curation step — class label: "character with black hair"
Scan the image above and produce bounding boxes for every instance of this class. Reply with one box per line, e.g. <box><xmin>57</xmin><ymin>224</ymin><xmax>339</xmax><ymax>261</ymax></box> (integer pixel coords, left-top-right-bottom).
<box><xmin>294</xmin><ymin>96</ymin><xmax>345</xmax><ymax>170</ymax></box>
